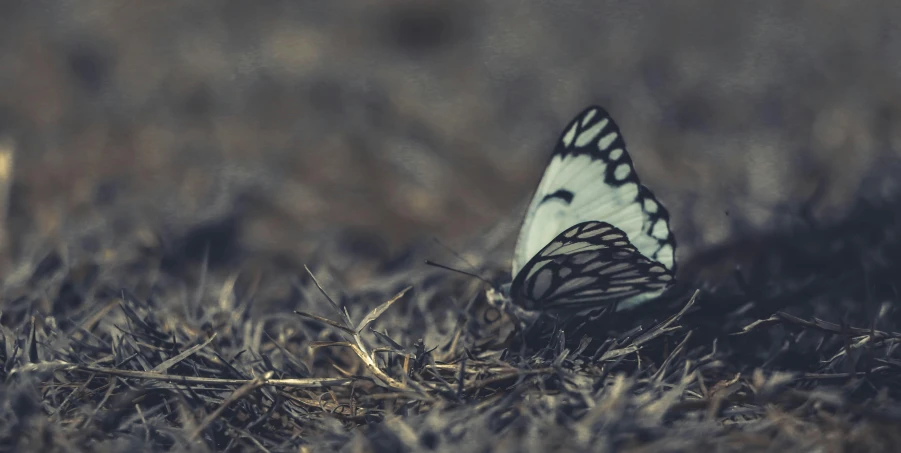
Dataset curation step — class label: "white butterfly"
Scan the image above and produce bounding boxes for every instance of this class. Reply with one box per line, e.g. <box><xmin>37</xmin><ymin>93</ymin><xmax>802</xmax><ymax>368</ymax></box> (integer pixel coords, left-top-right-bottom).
<box><xmin>495</xmin><ymin>106</ymin><xmax>677</xmax><ymax>318</ymax></box>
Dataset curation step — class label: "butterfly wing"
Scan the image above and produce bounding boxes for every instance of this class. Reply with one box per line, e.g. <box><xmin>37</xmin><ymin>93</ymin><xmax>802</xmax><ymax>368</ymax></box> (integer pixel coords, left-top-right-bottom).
<box><xmin>512</xmin><ymin>106</ymin><xmax>676</xmax><ymax>280</ymax></box>
<box><xmin>510</xmin><ymin>221</ymin><xmax>674</xmax><ymax>313</ymax></box>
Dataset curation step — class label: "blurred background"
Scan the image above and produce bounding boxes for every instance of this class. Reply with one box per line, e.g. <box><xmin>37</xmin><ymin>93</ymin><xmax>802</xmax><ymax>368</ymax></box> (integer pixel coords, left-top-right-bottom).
<box><xmin>3</xmin><ymin>0</ymin><xmax>901</xmax><ymax>284</ymax></box>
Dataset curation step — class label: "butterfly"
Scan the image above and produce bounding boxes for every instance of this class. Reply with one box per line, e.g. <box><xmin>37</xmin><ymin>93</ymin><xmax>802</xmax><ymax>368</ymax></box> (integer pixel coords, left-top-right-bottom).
<box><xmin>494</xmin><ymin>105</ymin><xmax>677</xmax><ymax>320</ymax></box>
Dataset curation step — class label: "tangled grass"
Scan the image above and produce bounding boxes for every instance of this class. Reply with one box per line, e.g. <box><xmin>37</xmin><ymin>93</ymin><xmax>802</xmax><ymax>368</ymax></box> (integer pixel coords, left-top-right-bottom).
<box><xmin>3</xmin><ymin>197</ymin><xmax>901</xmax><ymax>452</ymax></box>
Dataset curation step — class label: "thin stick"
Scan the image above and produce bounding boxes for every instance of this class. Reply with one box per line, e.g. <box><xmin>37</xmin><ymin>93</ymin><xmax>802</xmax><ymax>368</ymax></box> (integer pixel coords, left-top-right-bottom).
<box><xmin>70</xmin><ymin>363</ymin><xmax>353</xmax><ymax>388</ymax></box>
<box><xmin>151</xmin><ymin>333</ymin><xmax>217</xmax><ymax>373</ymax></box>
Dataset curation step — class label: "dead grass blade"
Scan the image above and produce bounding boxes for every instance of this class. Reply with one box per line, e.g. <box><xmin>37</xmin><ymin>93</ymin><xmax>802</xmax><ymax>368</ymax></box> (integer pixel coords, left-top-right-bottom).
<box><xmin>151</xmin><ymin>333</ymin><xmax>217</xmax><ymax>373</ymax></box>
<box><xmin>304</xmin><ymin>264</ymin><xmax>353</xmax><ymax>329</ymax></box>
<box><xmin>293</xmin><ymin>311</ymin><xmax>355</xmax><ymax>335</ymax></box>
<box><xmin>357</xmin><ymin>286</ymin><xmax>412</xmax><ymax>333</ymax></box>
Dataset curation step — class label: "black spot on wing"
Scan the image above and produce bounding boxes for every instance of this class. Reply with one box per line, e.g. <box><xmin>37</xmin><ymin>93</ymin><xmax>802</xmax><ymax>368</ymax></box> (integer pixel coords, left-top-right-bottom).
<box><xmin>541</xmin><ymin>189</ymin><xmax>574</xmax><ymax>205</ymax></box>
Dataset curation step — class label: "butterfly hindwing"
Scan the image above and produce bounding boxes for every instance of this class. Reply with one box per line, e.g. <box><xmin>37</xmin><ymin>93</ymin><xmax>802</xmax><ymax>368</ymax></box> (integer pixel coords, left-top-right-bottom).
<box><xmin>512</xmin><ymin>106</ymin><xmax>676</xmax><ymax>282</ymax></box>
<box><xmin>510</xmin><ymin>221</ymin><xmax>674</xmax><ymax>314</ymax></box>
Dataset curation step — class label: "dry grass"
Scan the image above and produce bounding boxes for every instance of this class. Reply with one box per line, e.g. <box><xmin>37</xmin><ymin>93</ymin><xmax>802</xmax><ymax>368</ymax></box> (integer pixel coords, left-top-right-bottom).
<box><xmin>2</xmin><ymin>195</ymin><xmax>901</xmax><ymax>452</ymax></box>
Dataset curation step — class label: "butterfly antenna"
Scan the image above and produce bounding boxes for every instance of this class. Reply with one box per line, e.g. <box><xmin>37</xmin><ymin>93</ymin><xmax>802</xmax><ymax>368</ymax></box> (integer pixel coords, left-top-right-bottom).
<box><xmin>424</xmin><ymin>260</ymin><xmax>493</xmax><ymax>286</ymax></box>
<box><xmin>431</xmin><ymin>237</ymin><xmax>484</xmax><ymax>273</ymax></box>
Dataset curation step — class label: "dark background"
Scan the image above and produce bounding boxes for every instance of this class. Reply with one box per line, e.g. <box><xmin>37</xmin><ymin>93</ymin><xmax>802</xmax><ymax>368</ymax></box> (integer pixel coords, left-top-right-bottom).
<box><xmin>3</xmin><ymin>1</ymin><xmax>901</xmax><ymax>279</ymax></box>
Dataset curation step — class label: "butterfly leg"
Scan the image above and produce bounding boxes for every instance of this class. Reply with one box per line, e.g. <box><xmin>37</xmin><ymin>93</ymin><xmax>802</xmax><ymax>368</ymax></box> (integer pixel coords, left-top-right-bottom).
<box><xmin>486</xmin><ymin>287</ymin><xmax>541</xmax><ymax>331</ymax></box>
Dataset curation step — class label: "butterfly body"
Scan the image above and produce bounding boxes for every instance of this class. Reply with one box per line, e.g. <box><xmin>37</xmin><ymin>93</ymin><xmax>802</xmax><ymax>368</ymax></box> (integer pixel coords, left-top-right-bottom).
<box><xmin>502</xmin><ymin>106</ymin><xmax>677</xmax><ymax>319</ymax></box>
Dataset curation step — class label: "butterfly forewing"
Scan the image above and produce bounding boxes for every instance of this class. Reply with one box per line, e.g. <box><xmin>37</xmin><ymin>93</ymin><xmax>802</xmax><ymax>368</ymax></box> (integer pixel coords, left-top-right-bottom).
<box><xmin>513</xmin><ymin>106</ymin><xmax>676</xmax><ymax>280</ymax></box>
<box><xmin>510</xmin><ymin>221</ymin><xmax>674</xmax><ymax>314</ymax></box>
